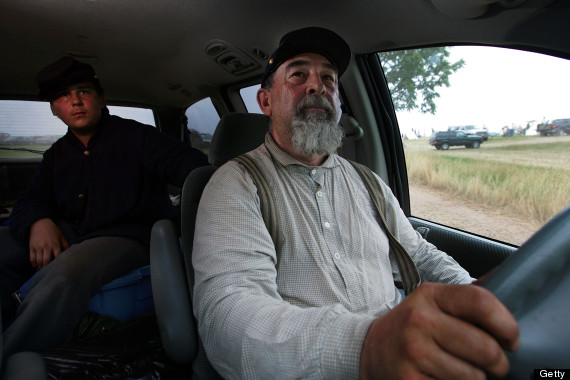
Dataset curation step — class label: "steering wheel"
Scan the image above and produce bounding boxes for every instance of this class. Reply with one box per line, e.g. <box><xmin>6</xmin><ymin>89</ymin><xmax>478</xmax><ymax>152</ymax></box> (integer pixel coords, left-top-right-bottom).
<box><xmin>482</xmin><ymin>206</ymin><xmax>570</xmax><ymax>379</ymax></box>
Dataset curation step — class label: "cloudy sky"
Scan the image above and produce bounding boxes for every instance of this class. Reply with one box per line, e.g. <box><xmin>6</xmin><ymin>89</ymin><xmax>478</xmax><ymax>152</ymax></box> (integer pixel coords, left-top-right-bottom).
<box><xmin>397</xmin><ymin>46</ymin><xmax>570</xmax><ymax>136</ymax></box>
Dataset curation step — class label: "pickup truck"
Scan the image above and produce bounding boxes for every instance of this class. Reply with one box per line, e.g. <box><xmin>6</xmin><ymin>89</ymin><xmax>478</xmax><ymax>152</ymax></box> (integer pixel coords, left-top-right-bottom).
<box><xmin>429</xmin><ymin>130</ymin><xmax>483</xmax><ymax>150</ymax></box>
<box><xmin>536</xmin><ymin>118</ymin><xmax>570</xmax><ymax>136</ymax></box>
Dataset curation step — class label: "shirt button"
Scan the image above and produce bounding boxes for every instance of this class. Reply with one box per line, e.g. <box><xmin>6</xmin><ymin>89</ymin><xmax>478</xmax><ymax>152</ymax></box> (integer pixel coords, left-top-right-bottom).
<box><xmin>311</xmin><ymin>169</ymin><xmax>317</xmax><ymax>175</ymax></box>
<box><xmin>78</xmin><ymin>193</ymin><xmax>85</xmax><ymax>199</ymax></box>
<box><xmin>84</xmin><ymin>150</ymin><xmax>91</xmax><ymax>156</ymax></box>
<box><xmin>334</xmin><ymin>252</ymin><xmax>341</xmax><ymax>259</ymax></box>
<box><xmin>316</xmin><ymin>191</ymin><xmax>323</xmax><ymax>197</ymax></box>
<box><xmin>324</xmin><ymin>222</ymin><xmax>331</xmax><ymax>228</ymax></box>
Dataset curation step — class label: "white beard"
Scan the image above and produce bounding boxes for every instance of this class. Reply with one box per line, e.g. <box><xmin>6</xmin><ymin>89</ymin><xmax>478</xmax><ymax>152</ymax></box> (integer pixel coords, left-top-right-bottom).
<box><xmin>290</xmin><ymin>95</ymin><xmax>344</xmax><ymax>156</ymax></box>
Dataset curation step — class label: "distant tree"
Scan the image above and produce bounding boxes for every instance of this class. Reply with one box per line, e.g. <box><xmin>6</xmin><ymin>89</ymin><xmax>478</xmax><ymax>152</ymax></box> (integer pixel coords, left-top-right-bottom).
<box><xmin>380</xmin><ymin>47</ymin><xmax>465</xmax><ymax>114</ymax></box>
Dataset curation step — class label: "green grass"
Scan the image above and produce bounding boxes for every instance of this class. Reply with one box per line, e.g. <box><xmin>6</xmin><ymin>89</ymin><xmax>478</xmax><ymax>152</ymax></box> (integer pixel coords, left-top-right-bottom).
<box><xmin>0</xmin><ymin>144</ymin><xmax>50</xmax><ymax>159</ymax></box>
<box><xmin>404</xmin><ymin>137</ymin><xmax>570</xmax><ymax>223</ymax></box>
<box><xmin>485</xmin><ymin>141</ymin><xmax>569</xmax><ymax>152</ymax></box>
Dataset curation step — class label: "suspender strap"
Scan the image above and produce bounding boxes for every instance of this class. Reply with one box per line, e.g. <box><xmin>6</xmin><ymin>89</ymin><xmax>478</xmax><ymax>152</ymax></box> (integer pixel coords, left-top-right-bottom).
<box><xmin>348</xmin><ymin>160</ymin><xmax>421</xmax><ymax>295</ymax></box>
<box><xmin>234</xmin><ymin>155</ymin><xmax>284</xmax><ymax>256</ymax></box>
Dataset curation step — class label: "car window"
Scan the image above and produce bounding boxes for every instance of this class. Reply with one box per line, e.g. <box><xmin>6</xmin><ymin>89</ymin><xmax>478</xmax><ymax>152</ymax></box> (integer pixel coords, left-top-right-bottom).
<box><xmin>185</xmin><ymin>97</ymin><xmax>220</xmax><ymax>154</ymax></box>
<box><xmin>240</xmin><ymin>85</ymin><xmax>263</xmax><ymax>114</ymax></box>
<box><xmin>378</xmin><ymin>46</ymin><xmax>570</xmax><ymax>246</ymax></box>
<box><xmin>0</xmin><ymin>100</ymin><xmax>155</xmax><ymax>159</ymax></box>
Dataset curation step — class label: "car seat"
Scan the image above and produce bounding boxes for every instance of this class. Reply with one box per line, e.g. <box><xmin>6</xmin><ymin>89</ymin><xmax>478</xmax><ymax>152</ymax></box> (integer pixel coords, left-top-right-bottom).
<box><xmin>150</xmin><ymin>112</ymin><xmax>269</xmax><ymax>377</ymax></box>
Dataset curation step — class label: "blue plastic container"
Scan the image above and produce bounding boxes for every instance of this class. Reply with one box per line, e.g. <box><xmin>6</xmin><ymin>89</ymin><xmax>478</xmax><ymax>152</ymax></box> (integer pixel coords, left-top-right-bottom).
<box><xmin>16</xmin><ymin>265</ymin><xmax>154</xmax><ymax>321</ymax></box>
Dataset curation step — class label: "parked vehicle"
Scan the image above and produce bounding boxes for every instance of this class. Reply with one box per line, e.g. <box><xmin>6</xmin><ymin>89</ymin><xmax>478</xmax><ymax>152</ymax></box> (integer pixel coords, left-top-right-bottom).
<box><xmin>537</xmin><ymin>118</ymin><xmax>570</xmax><ymax>136</ymax></box>
<box><xmin>430</xmin><ymin>130</ymin><xmax>483</xmax><ymax>150</ymax></box>
<box><xmin>448</xmin><ymin>125</ymin><xmax>489</xmax><ymax>141</ymax></box>
<box><xmin>1</xmin><ymin>0</ymin><xmax>568</xmax><ymax>379</ymax></box>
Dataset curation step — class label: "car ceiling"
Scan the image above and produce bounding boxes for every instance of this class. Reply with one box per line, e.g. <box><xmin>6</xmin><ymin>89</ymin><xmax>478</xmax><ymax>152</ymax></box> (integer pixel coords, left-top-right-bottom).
<box><xmin>1</xmin><ymin>0</ymin><xmax>568</xmax><ymax>109</ymax></box>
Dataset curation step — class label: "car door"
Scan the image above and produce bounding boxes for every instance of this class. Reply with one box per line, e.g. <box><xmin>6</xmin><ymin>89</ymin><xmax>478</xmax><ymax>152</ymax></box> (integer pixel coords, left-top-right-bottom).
<box><xmin>345</xmin><ymin>46</ymin><xmax>569</xmax><ymax>279</ymax></box>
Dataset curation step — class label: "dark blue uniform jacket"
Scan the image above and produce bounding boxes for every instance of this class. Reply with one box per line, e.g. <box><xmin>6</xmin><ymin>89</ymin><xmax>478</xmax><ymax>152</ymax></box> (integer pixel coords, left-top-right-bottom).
<box><xmin>9</xmin><ymin>108</ymin><xmax>208</xmax><ymax>245</ymax></box>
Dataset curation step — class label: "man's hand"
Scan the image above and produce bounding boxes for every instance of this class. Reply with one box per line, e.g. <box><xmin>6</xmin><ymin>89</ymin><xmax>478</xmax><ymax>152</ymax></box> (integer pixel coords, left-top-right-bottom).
<box><xmin>360</xmin><ymin>283</ymin><xmax>519</xmax><ymax>380</ymax></box>
<box><xmin>29</xmin><ymin>218</ymin><xmax>70</xmax><ymax>269</ymax></box>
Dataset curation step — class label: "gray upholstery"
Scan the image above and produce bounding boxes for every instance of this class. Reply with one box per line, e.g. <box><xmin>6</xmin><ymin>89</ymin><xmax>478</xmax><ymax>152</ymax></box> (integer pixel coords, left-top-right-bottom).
<box><xmin>1</xmin><ymin>303</ymin><xmax>47</xmax><ymax>380</ymax></box>
<box><xmin>149</xmin><ymin>219</ymin><xmax>196</xmax><ymax>364</ymax></box>
<box><xmin>208</xmin><ymin>113</ymin><xmax>270</xmax><ymax>166</ymax></box>
<box><xmin>150</xmin><ymin>113</ymin><xmax>269</xmax><ymax>373</ymax></box>
<box><xmin>1</xmin><ymin>352</ymin><xmax>47</xmax><ymax>380</ymax></box>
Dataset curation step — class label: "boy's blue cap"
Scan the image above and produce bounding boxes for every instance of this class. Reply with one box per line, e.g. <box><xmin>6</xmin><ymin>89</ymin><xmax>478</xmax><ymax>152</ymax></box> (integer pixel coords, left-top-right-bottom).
<box><xmin>36</xmin><ymin>56</ymin><xmax>100</xmax><ymax>100</ymax></box>
<box><xmin>261</xmin><ymin>27</ymin><xmax>351</xmax><ymax>88</ymax></box>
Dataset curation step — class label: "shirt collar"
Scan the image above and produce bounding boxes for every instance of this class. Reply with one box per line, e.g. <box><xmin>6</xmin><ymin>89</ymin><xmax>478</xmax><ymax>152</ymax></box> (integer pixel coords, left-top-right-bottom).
<box><xmin>264</xmin><ymin>132</ymin><xmax>340</xmax><ymax>169</ymax></box>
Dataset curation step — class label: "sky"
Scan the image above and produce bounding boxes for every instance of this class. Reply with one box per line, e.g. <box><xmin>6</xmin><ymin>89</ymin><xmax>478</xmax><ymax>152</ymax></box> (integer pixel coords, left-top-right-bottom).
<box><xmin>396</xmin><ymin>46</ymin><xmax>570</xmax><ymax>136</ymax></box>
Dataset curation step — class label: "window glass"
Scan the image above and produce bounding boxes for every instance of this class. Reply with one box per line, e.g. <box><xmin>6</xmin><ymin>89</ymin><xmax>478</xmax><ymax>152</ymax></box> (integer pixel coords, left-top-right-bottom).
<box><xmin>240</xmin><ymin>85</ymin><xmax>262</xmax><ymax>114</ymax></box>
<box><xmin>0</xmin><ymin>101</ymin><xmax>155</xmax><ymax>159</ymax></box>
<box><xmin>109</xmin><ymin>105</ymin><xmax>155</xmax><ymax>126</ymax></box>
<box><xmin>378</xmin><ymin>46</ymin><xmax>570</xmax><ymax>246</ymax></box>
<box><xmin>185</xmin><ymin>97</ymin><xmax>220</xmax><ymax>154</ymax></box>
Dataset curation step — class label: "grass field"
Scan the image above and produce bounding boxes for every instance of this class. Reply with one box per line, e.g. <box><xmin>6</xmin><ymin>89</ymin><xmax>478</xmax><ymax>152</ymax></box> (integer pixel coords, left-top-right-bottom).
<box><xmin>0</xmin><ymin>145</ymin><xmax>50</xmax><ymax>158</ymax></box>
<box><xmin>403</xmin><ymin>135</ymin><xmax>570</xmax><ymax>223</ymax></box>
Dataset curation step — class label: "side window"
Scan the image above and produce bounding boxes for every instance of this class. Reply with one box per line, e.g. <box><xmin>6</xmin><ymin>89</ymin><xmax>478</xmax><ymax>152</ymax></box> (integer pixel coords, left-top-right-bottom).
<box><xmin>109</xmin><ymin>105</ymin><xmax>156</xmax><ymax>126</ymax></box>
<box><xmin>379</xmin><ymin>46</ymin><xmax>570</xmax><ymax>246</ymax></box>
<box><xmin>0</xmin><ymin>101</ymin><xmax>155</xmax><ymax>159</ymax></box>
<box><xmin>240</xmin><ymin>85</ymin><xmax>262</xmax><ymax>114</ymax></box>
<box><xmin>185</xmin><ymin>98</ymin><xmax>220</xmax><ymax>154</ymax></box>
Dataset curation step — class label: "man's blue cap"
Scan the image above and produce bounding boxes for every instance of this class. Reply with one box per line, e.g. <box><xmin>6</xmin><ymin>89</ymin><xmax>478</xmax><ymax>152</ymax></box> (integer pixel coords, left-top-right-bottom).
<box><xmin>260</xmin><ymin>27</ymin><xmax>351</xmax><ymax>88</ymax></box>
<box><xmin>36</xmin><ymin>56</ymin><xmax>100</xmax><ymax>100</ymax></box>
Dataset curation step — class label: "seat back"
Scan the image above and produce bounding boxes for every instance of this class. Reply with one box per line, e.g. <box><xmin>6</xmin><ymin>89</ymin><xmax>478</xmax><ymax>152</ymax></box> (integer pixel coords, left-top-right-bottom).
<box><xmin>150</xmin><ymin>113</ymin><xmax>269</xmax><ymax>376</ymax></box>
<box><xmin>182</xmin><ymin>112</ymin><xmax>270</xmax><ymax>286</ymax></box>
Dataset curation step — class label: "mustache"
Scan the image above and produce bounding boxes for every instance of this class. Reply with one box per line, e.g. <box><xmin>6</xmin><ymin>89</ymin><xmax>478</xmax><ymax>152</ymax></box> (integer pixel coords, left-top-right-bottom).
<box><xmin>295</xmin><ymin>95</ymin><xmax>334</xmax><ymax>115</ymax></box>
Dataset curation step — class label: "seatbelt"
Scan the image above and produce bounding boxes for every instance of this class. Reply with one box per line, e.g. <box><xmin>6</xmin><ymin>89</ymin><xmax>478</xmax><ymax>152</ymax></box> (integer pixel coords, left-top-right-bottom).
<box><xmin>233</xmin><ymin>154</ymin><xmax>421</xmax><ymax>295</ymax></box>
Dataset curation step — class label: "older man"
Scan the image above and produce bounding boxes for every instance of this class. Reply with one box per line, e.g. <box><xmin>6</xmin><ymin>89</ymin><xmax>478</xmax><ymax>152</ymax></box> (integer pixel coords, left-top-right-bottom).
<box><xmin>192</xmin><ymin>27</ymin><xmax>518</xmax><ymax>379</ymax></box>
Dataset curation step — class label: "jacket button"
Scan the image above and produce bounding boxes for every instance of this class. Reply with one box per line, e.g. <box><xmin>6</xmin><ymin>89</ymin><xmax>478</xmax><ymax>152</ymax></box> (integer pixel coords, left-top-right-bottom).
<box><xmin>78</xmin><ymin>193</ymin><xmax>85</xmax><ymax>199</ymax></box>
<box><xmin>84</xmin><ymin>150</ymin><xmax>91</xmax><ymax>156</ymax></box>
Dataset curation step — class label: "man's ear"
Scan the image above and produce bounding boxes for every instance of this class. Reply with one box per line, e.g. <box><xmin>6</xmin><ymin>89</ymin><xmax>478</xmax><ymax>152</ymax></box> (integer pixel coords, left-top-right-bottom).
<box><xmin>256</xmin><ymin>88</ymin><xmax>271</xmax><ymax>116</ymax></box>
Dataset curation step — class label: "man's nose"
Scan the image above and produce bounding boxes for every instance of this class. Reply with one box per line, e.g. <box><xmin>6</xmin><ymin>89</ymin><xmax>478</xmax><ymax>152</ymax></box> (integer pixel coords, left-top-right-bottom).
<box><xmin>306</xmin><ymin>73</ymin><xmax>326</xmax><ymax>95</ymax></box>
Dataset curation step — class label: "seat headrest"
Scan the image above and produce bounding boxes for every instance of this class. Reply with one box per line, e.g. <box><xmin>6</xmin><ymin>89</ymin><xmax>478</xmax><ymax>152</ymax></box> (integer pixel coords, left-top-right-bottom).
<box><xmin>209</xmin><ymin>113</ymin><xmax>270</xmax><ymax>166</ymax></box>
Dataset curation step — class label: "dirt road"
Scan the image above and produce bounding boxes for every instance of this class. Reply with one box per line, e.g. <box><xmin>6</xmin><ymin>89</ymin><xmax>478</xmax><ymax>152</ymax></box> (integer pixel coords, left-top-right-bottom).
<box><xmin>409</xmin><ymin>184</ymin><xmax>543</xmax><ymax>246</ymax></box>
